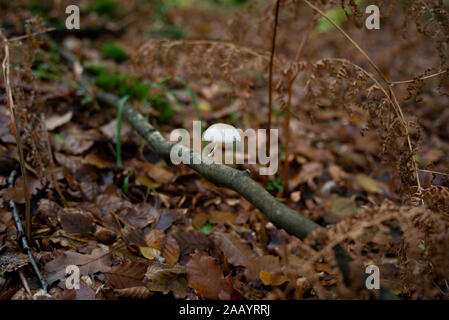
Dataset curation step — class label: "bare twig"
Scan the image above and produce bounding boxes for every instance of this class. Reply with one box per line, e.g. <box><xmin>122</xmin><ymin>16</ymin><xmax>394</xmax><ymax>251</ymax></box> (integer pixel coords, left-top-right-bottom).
<box><xmin>8</xmin><ymin>170</ymin><xmax>48</xmax><ymax>293</ymax></box>
<box><xmin>390</xmin><ymin>70</ymin><xmax>448</xmax><ymax>85</ymax></box>
<box><xmin>18</xmin><ymin>270</ymin><xmax>33</xmax><ymax>298</ymax></box>
<box><xmin>268</xmin><ymin>0</ymin><xmax>282</xmax><ymax>153</ymax></box>
<box><xmin>283</xmin><ymin>23</ymin><xmax>313</xmax><ymax>194</ymax></box>
<box><xmin>419</xmin><ymin>169</ymin><xmax>449</xmax><ymax>177</ymax></box>
<box><xmin>1</xmin><ymin>31</ymin><xmax>32</xmax><ymax>242</ymax></box>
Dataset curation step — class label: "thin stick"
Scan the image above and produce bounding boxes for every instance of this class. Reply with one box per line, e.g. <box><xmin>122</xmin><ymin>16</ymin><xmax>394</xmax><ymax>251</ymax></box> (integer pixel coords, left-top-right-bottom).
<box><xmin>7</xmin><ymin>28</ymin><xmax>56</xmax><ymax>42</ymax></box>
<box><xmin>283</xmin><ymin>24</ymin><xmax>313</xmax><ymax>194</ymax></box>
<box><xmin>390</xmin><ymin>70</ymin><xmax>448</xmax><ymax>85</ymax></box>
<box><xmin>1</xmin><ymin>32</ymin><xmax>32</xmax><ymax>242</ymax></box>
<box><xmin>419</xmin><ymin>169</ymin><xmax>449</xmax><ymax>177</ymax></box>
<box><xmin>8</xmin><ymin>170</ymin><xmax>48</xmax><ymax>292</ymax></box>
<box><xmin>18</xmin><ymin>270</ymin><xmax>33</xmax><ymax>298</ymax></box>
<box><xmin>268</xmin><ymin>0</ymin><xmax>281</xmax><ymax>153</ymax></box>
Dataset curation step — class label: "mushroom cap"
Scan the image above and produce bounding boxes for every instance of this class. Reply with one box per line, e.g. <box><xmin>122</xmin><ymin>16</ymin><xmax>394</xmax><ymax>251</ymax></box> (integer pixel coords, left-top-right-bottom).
<box><xmin>203</xmin><ymin>123</ymin><xmax>241</xmax><ymax>143</ymax></box>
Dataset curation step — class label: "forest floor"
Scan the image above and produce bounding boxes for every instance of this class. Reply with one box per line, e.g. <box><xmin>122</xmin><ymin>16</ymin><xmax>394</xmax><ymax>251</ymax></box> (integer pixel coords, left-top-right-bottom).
<box><xmin>0</xmin><ymin>0</ymin><xmax>448</xmax><ymax>300</ymax></box>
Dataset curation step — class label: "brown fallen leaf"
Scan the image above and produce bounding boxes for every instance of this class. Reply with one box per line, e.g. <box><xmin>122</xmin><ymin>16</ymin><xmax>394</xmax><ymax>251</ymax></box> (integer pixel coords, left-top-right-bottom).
<box><xmin>245</xmin><ymin>255</ymin><xmax>281</xmax><ymax>282</ymax></box>
<box><xmin>104</xmin><ymin>261</ymin><xmax>148</xmax><ymax>289</ymax></box>
<box><xmin>140</xmin><ymin>247</ymin><xmax>163</xmax><ymax>262</ymax></box>
<box><xmin>162</xmin><ymin>236</ymin><xmax>180</xmax><ymax>266</ymax></box>
<box><xmin>145</xmin><ymin>163</ymin><xmax>175</xmax><ymax>184</ymax></box>
<box><xmin>215</xmin><ymin>233</ymin><xmax>253</xmax><ymax>267</ymax></box>
<box><xmin>45</xmin><ymin>111</ymin><xmax>73</xmax><ymax>131</ymax></box>
<box><xmin>44</xmin><ymin>248</ymin><xmax>112</xmax><ymax>285</ymax></box>
<box><xmin>209</xmin><ymin>211</ymin><xmax>236</xmax><ymax>225</ymax></box>
<box><xmin>144</xmin><ymin>262</ymin><xmax>185</xmax><ymax>286</ymax></box>
<box><xmin>331</xmin><ymin>197</ymin><xmax>358</xmax><ymax>217</ymax></box>
<box><xmin>58</xmin><ymin>208</ymin><xmax>96</xmax><ymax>236</ymax></box>
<box><xmin>289</xmin><ymin>162</ymin><xmax>323</xmax><ymax>190</ymax></box>
<box><xmin>186</xmin><ymin>252</ymin><xmax>236</xmax><ymax>300</ymax></box>
<box><xmin>0</xmin><ymin>174</ymin><xmax>44</xmax><ymax>204</ymax></box>
<box><xmin>61</xmin><ymin>283</ymin><xmax>96</xmax><ymax>300</ymax></box>
<box><xmin>354</xmin><ymin>174</ymin><xmax>383</xmax><ymax>194</ymax></box>
<box><xmin>144</xmin><ymin>229</ymin><xmax>165</xmax><ymax>250</ymax></box>
<box><xmin>259</xmin><ymin>270</ymin><xmax>288</xmax><ymax>286</ymax></box>
<box><xmin>113</xmin><ymin>286</ymin><xmax>152</xmax><ymax>300</ymax></box>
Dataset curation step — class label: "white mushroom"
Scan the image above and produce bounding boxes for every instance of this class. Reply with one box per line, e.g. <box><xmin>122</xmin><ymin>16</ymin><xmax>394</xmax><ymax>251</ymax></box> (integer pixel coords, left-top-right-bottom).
<box><xmin>203</xmin><ymin>123</ymin><xmax>241</xmax><ymax>158</ymax></box>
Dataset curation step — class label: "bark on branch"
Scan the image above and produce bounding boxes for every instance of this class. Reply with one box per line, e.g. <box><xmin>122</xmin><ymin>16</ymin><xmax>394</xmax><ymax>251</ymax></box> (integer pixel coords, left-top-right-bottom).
<box><xmin>95</xmin><ymin>91</ymin><xmax>320</xmax><ymax>240</ymax></box>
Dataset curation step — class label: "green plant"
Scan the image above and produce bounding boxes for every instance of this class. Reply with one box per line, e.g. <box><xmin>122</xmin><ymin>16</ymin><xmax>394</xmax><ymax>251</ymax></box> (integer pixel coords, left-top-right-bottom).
<box><xmin>267</xmin><ymin>176</ymin><xmax>283</xmax><ymax>193</ymax></box>
<box><xmin>102</xmin><ymin>42</ymin><xmax>129</xmax><ymax>63</ymax></box>
<box><xmin>85</xmin><ymin>0</ymin><xmax>119</xmax><ymax>18</ymax></box>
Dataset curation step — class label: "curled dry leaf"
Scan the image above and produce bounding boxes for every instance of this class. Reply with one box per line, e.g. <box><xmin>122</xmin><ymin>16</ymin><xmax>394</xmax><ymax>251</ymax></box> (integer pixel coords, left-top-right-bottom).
<box><xmin>144</xmin><ymin>262</ymin><xmax>185</xmax><ymax>287</ymax></box>
<box><xmin>139</xmin><ymin>247</ymin><xmax>163</xmax><ymax>262</ymax></box>
<box><xmin>186</xmin><ymin>252</ymin><xmax>236</xmax><ymax>300</ymax></box>
<box><xmin>45</xmin><ymin>111</ymin><xmax>73</xmax><ymax>131</ymax></box>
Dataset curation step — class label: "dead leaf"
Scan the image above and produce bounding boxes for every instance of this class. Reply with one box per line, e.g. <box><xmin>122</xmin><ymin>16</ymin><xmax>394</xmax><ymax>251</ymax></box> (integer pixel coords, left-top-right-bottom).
<box><xmin>45</xmin><ymin>111</ymin><xmax>73</xmax><ymax>131</ymax></box>
<box><xmin>354</xmin><ymin>174</ymin><xmax>383</xmax><ymax>194</ymax></box>
<box><xmin>145</xmin><ymin>163</ymin><xmax>174</xmax><ymax>184</ymax></box>
<box><xmin>289</xmin><ymin>162</ymin><xmax>323</xmax><ymax>190</ymax></box>
<box><xmin>0</xmin><ymin>174</ymin><xmax>44</xmax><ymax>204</ymax></box>
<box><xmin>186</xmin><ymin>252</ymin><xmax>235</xmax><ymax>300</ymax></box>
<box><xmin>144</xmin><ymin>262</ymin><xmax>184</xmax><ymax>285</ymax></box>
<box><xmin>104</xmin><ymin>261</ymin><xmax>147</xmax><ymax>288</ymax></box>
<box><xmin>215</xmin><ymin>233</ymin><xmax>253</xmax><ymax>267</ymax></box>
<box><xmin>162</xmin><ymin>236</ymin><xmax>180</xmax><ymax>266</ymax></box>
<box><xmin>58</xmin><ymin>208</ymin><xmax>96</xmax><ymax>236</ymax></box>
<box><xmin>62</xmin><ymin>283</ymin><xmax>96</xmax><ymax>300</ymax></box>
<box><xmin>245</xmin><ymin>255</ymin><xmax>281</xmax><ymax>281</ymax></box>
<box><xmin>140</xmin><ymin>247</ymin><xmax>163</xmax><ymax>262</ymax></box>
<box><xmin>259</xmin><ymin>270</ymin><xmax>288</xmax><ymax>286</ymax></box>
<box><xmin>44</xmin><ymin>248</ymin><xmax>112</xmax><ymax>285</ymax></box>
<box><xmin>113</xmin><ymin>286</ymin><xmax>152</xmax><ymax>299</ymax></box>
<box><xmin>209</xmin><ymin>211</ymin><xmax>236</xmax><ymax>225</ymax></box>
<box><xmin>331</xmin><ymin>197</ymin><xmax>358</xmax><ymax>217</ymax></box>
<box><xmin>144</xmin><ymin>229</ymin><xmax>165</xmax><ymax>250</ymax></box>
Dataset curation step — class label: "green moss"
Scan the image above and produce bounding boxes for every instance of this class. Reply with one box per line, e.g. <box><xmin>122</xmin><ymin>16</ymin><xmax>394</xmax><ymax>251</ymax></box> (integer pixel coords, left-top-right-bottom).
<box><xmin>149</xmin><ymin>96</ymin><xmax>174</xmax><ymax>122</ymax></box>
<box><xmin>149</xmin><ymin>24</ymin><xmax>186</xmax><ymax>40</ymax></box>
<box><xmin>85</xmin><ymin>0</ymin><xmax>119</xmax><ymax>18</ymax></box>
<box><xmin>102</xmin><ymin>43</ymin><xmax>129</xmax><ymax>63</ymax></box>
<box><xmin>31</xmin><ymin>51</ymin><xmax>62</xmax><ymax>80</ymax></box>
